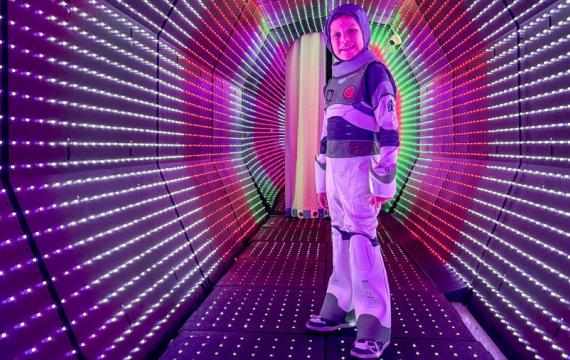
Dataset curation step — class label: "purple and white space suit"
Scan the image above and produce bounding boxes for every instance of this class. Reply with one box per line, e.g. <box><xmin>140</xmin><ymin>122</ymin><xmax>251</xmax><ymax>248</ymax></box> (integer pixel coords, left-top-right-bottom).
<box><xmin>313</xmin><ymin>6</ymin><xmax>399</xmax><ymax>345</ymax></box>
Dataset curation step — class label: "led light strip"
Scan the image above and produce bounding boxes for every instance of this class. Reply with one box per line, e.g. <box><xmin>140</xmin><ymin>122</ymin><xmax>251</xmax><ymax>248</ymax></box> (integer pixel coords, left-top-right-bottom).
<box><xmin>6</xmin><ymin>163</ymin><xmax>261</xmax><ymax>356</ymax></box>
<box><xmin>394</xmin><ymin>197</ymin><xmax>548</xmax><ymax>357</ymax></box>
<box><xmin>398</xmin><ymin>180</ymin><xmax>566</xmax><ymax>354</ymax></box>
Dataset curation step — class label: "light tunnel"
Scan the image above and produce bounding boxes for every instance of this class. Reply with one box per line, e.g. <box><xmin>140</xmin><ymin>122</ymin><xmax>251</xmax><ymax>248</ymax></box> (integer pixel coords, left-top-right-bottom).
<box><xmin>0</xmin><ymin>0</ymin><xmax>568</xmax><ymax>359</ymax></box>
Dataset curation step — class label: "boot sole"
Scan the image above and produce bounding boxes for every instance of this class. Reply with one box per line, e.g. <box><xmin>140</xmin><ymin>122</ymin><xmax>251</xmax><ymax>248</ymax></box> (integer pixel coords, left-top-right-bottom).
<box><xmin>350</xmin><ymin>341</ymin><xmax>389</xmax><ymax>359</ymax></box>
<box><xmin>305</xmin><ymin>322</ymin><xmax>356</xmax><ymax>332</ymax></box>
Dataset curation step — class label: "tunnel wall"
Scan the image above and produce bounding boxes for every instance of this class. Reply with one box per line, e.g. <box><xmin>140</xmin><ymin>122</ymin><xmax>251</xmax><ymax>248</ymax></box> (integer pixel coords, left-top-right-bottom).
<box><xmin>0</xmin><ymin>1</ymin><xmax>269</xmax><ymax>358</ymax></box>
<box><xmin>391</xmin><ymin>1</ymin><xmax>570</xmax><ymax>359</ymax></box>
<box><xmin>1</xmin><ymin>0</ymin><xmax>569</xmax><ymax>359</ymax></box>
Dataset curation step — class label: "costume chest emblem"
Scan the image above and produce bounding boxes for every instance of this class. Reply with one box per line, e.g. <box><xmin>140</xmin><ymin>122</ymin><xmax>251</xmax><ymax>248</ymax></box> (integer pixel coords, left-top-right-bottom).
<box><xmin>343</xmin><ymin>86</ymin><xmax>356</xmax><ymax>99</ymax></box>
<box><xmin>387</xmin><ymin>99</ymin><xmax>394</xmax><ymax>112</ymax></box>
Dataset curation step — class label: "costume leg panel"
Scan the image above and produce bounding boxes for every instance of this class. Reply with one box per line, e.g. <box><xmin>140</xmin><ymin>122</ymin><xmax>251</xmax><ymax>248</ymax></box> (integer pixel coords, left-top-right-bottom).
<box><xmin>337</xmin><ymin>157</ymin><xmax>379</xmax><ymax>239</ymax></box>
<box><xmin>350</xmin><ymin>234</ymin><xmax>391</xmax><ymax>342</ymax></box>
<box><xmin>320</xmin><ymin>161</ymin><xmax>354</xmax><ymax>321</ymax></box>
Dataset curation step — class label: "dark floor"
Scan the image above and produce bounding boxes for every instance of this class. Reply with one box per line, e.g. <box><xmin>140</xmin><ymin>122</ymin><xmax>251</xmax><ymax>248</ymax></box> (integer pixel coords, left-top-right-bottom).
<box><xmin>160</xmin><ymin>205</ymin><xmax>494</xmax><ymax>359</ymax></box>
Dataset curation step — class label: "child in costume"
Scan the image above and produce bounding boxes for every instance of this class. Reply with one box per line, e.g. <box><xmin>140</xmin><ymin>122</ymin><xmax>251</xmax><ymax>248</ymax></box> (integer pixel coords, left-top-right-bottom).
<box><xmin>305</xmin><ymin>4</ymin><xmax>399</xmax><ymax>359</ymax></box>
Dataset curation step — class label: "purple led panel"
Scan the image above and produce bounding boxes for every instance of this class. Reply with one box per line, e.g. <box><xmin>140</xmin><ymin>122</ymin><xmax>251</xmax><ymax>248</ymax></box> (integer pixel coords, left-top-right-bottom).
<box><xmin>2</xmin><ymin>0</ymin><xmax>267</xmax><ymax>358</ymax></box>
<box><xmin>0</xmin><ymin>190</ymin><xmax>76</xmax><ymax>359</ymax></box>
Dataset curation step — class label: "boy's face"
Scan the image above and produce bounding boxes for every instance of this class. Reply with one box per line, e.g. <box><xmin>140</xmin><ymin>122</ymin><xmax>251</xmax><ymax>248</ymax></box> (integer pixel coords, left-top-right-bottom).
<box><xmin>329</xmin><ymin>15</ymin><xmax>364</xmax><ymax>61</ymax></box>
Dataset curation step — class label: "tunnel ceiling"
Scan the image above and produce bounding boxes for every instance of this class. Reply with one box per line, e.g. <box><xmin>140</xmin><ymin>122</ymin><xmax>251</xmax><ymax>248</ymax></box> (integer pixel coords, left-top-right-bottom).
<box><xmin>1</xmin><ymin>0</ymin><xmax>569</xmax><ymax>359</ymax></box>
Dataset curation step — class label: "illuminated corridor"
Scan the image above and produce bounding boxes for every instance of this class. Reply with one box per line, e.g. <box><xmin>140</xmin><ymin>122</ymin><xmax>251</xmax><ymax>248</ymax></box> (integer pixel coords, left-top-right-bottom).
<box><xmin>0</xmin><ymin>1</ymin><xmax>568</xmax><ymax>359</ymax></box>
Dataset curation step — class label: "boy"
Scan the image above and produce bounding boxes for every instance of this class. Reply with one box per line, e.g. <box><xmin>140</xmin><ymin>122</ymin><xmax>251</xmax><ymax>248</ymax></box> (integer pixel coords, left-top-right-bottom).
<box><xmin>305</xmin><ymin>4</ymin><xmax>399</xmax><ymax>359</ymax></box>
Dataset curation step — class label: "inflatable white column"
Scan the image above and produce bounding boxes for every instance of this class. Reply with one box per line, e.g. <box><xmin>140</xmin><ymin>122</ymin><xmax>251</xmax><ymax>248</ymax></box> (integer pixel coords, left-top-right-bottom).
<box><xmin>285</xmin><ymin>32</ymin><xmax>327</xmax><ymax>218</ymax></box>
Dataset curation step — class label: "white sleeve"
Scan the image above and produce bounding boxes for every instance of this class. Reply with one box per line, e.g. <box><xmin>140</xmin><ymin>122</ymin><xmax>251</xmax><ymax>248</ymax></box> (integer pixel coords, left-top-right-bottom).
<box><xmin>369</xmin><ymin>80</ymin><xmax>399</xmax><ymax>198</ymax></box>
<box><xmin>315</xmin><ymin>111</ymin><xmax>327</xmax><ymax>193</ymax></box>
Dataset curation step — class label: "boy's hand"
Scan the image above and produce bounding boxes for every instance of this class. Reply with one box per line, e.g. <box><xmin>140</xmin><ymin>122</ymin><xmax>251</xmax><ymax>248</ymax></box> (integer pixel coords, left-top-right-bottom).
<box><xmin>369</xmin><ymin>195</ymin><xmax>390</xmax><ymax>208</ymax></box>
<box><xmin>317</xmin><ymin>192</ymin><xmax>329</xmax><ymax>210</ymax></box>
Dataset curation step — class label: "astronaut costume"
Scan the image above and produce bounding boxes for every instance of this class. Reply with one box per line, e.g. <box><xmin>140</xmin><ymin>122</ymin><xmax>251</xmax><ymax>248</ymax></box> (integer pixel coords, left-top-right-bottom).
<box><xmin>306</xmin><ymin>4</ymin><xmax>399</xmax><ymax>354</ymax></box>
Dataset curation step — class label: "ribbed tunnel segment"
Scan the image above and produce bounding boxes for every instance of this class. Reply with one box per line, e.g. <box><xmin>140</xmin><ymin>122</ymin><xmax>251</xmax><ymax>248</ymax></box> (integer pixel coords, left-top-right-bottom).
<box><xmin>0</xmin><ymin>1</ymin><xmax>568</xmax><ymax>359</ymax></box>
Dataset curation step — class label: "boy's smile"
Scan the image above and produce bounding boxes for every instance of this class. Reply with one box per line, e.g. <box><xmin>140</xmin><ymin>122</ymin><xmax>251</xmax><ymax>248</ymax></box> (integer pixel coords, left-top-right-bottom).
<box><xmin>330</xmin><ymin>15</ymin><xmax>364</xmax><ymax>61</ymax></box>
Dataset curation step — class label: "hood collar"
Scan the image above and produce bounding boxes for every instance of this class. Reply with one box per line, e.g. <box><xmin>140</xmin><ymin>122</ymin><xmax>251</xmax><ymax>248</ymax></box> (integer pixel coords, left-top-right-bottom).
<box><xmin>332</xmin><ymin>48</ymin><xmax>377</xmax><ymax>77</ymax></box>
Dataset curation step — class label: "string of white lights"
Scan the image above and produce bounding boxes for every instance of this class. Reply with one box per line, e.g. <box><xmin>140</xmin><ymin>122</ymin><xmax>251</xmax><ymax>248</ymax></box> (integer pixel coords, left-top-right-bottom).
<box><xmin>7</xmin><ymin>164</ymin><xmax>259</xmax><ymax>356</ymax></box>
<box><xmin>406</xmin><ymin>178</ymin><xmax>569</xmax><ymax>311</ymax></box>
<box><xmin>394</xmin><ymin>195</ymin><xmax>553</xmax><ymax>358</ymax></box>
<box><xmin>99</xmin><ymin>187</ymin><xmax>265</xmax><ymax>358</ymax></box>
